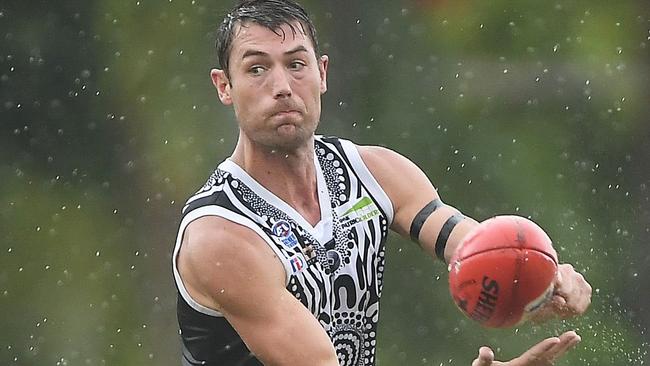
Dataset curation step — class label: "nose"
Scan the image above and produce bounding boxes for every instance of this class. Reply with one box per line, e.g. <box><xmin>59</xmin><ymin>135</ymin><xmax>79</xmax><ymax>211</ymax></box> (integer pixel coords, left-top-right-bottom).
<box><xmin>270</xmin><ymin>67</ymin><xmax>292</xmax><ymax>99</ymax></box>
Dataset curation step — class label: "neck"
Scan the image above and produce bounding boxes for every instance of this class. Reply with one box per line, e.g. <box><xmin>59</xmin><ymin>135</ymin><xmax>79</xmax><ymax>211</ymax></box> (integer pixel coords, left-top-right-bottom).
<box><xmin>230</xmin><ymin>134</ymin><xmax>321</xmax><ymax>225</ymax></box>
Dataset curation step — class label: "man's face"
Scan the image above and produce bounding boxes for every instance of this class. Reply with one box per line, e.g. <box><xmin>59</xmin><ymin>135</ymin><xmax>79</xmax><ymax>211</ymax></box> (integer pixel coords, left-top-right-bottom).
<box><xmin>212</xmin><ymin>21</ymin><xmax>328</xmax><ymax>152</ymax></box>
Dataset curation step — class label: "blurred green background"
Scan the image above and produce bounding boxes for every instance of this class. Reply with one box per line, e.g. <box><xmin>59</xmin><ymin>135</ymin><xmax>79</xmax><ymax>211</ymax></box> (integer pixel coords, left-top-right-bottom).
<box><xmin>1</xmin><ymin>0</ymin><xmax>649</xmax><ymax>365</ymax></box>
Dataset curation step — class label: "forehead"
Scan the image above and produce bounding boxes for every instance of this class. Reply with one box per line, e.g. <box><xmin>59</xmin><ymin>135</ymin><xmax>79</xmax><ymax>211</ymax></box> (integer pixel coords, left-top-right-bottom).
<box><xmin>230</xmin><ymin>21</ymin><xmax>315</xmax><ymax>57</ymax></box>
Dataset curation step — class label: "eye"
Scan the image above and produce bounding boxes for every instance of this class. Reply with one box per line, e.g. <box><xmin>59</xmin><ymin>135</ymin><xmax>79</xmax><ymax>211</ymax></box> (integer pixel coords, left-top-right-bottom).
<box><xmin>288</xmin><ymin>61</ymin><xmax>306</xmax><ymax>71</ymax></box>
<box><xmin>249</xmin><ymin>65</ymin><xmax>266</xmax><ymax>75</ymax></box>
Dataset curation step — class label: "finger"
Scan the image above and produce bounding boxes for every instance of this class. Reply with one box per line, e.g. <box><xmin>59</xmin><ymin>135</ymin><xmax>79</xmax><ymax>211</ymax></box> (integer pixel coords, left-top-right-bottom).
<box><xmin>546</xmin><ymin>331</ymin><xmax>581</xmax><ymax>361</ymax></box>
<box><xmin>554</xmin><ymin>284</ymin><xmax>590</xmax><ymax>317</ymax></box>
<box><xmin>472</xmin><ymin>346</ymin><xmax>495</xmax><ymax>366</ymax></box>
<box><xmin>549</xmin><ymin>294</ymin><xmax>572</xmax><ymax>317</ymax></box>
<box><xmin>517</xmin><ymin>336</ymin><xmax>561</xmax><ymax>363</ymax></box>
<box><xmin>551</xmin><ymin>294</ymin><xmax>567</xmax><ymax>308</ymax></box>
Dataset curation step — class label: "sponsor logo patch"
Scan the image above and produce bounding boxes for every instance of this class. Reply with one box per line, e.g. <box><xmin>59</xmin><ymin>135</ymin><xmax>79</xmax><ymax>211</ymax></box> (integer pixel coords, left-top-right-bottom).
<box><xmin>288</xmin><ymin>254</ymin><xmax>306</xmax><ymax>274</ymax></box>
<box><xmin>271</xmin><ymin>219</ymin><xmax>299</xmax><ymax>248</ymax></box>
<box><xmin>336</xmin><ymin>196</ymin><xmax>380</xmax><ymax>228</ymax></box>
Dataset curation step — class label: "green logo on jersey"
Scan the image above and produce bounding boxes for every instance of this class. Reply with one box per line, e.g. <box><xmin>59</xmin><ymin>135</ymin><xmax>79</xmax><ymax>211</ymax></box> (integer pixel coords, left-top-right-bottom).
<box><xmin>339</xmin><ymin>196</ymin><xmax>380</xmax><ymax>228</ymax></box>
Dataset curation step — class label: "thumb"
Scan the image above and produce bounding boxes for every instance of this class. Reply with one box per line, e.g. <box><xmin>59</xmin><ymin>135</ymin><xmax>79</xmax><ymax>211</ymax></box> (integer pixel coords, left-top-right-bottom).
<box><xmin>472</xmin><ymin>346</ymin><xmax>495</xmax><ymax>366</ymax></box>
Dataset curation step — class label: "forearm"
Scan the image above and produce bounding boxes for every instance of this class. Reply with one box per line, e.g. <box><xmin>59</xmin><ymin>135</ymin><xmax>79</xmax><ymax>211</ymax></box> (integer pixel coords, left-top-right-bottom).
<box><xmin>440</xmin><ymin>216</ymin><xmax>479</xmax><ymax>263</ymax></box>
<box><xmin>414</xmin><ymin>204</ymin><xmax>479</xmax><ymax>263</ymax></box>
<box><xmin>223</xmin><ymin>289</ymin><xmax>339</xmax><ymax>366</ymax></box>
<box><xmin>356</xmin><ymin>145</ymin><xmax>479</xmax><ymax>263</ymax></box>
<box><xmin>239</xmin><ymin>321</ymin><xmax>339</xmax><ymax>366</ymax></box>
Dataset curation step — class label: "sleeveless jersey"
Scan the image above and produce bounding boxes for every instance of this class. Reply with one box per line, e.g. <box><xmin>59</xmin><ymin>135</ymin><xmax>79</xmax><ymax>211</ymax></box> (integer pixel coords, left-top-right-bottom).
<box><xmin>172</xmin><ymin>136</ymin><xmax>394</xmax><ymax>366</ymax></box>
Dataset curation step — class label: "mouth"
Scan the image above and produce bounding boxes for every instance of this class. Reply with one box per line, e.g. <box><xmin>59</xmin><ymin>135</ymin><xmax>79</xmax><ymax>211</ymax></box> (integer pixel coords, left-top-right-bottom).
<box><xmin>272</xmin><ymin>110</ymin><xmax>300</xmax><ymax>117</ymax></box>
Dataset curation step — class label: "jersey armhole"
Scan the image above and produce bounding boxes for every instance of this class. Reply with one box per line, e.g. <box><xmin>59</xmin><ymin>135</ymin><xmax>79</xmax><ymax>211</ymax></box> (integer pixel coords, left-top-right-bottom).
<box><xmin>172</xmin><ymin>206</ymin><xmax>292</xmax><ymax>317</ymax></box>
<box><xmin>337</xmin><ymin>138</ymin><xmax>395</xmax><ymax>225</ymax></box>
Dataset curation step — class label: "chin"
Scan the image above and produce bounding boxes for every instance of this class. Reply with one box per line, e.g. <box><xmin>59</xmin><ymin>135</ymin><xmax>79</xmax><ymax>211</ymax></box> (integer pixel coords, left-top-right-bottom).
<box><xmin>272</xmin><ymin>135</ymin><xmax>313</xmax><ymax>152</ymax></box>
<box><xmin>259</xmin><ymin>128</ymin><xmax>315</xmax><ymax>153</ymax></box>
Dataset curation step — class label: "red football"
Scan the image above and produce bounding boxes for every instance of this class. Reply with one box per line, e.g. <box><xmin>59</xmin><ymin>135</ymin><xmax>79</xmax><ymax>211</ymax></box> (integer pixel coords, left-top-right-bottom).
<box><xmin>448</xmin><ymin>215</ymin><xmax>558</xmax><ymax>328</ymax></box>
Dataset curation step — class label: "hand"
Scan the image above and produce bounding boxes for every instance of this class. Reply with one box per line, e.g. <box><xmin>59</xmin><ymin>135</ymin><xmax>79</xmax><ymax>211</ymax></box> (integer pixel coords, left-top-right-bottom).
<box><xmin>551</xmin><ymin>263</ymin><xmax>592</xmax><ymax>317</ymax></box>
<box><xmin>472</xmin><ymin>331</ymin><xmax>581</xmax><ymax>366</ymax></box>
<box><xmin>532</xmin><ymin>263</ymin><xmax>592</xmax><ymax>322</ymax></box>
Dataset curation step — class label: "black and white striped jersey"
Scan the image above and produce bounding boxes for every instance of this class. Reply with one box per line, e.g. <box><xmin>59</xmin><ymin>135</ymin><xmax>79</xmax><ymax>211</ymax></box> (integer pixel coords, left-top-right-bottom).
<box><xmin>173</xmin><ymin>136</ymin><xmax>393</xmax><ymax>366</ymax></box>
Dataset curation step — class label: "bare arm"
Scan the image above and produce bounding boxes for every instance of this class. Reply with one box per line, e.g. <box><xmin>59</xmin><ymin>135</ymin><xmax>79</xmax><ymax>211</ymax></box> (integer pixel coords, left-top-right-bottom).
<box><xmin>177</xmin><ymin>216</ymin><xmax>338</xmax><ymax>366</ymax></box>
<box><xmin>359</xmin><ymin>145</ymin><xmax>591</xmax><ymax>365</ymax></box>
<box><xmin>359</xmin><ymin>145</ymin><xmax>590</xmax><ymax>312</ymax></box>
<box><xmin>358</xmin><ymin>145</ymin><xmax>477</xmax><ymax>262</ymax></box>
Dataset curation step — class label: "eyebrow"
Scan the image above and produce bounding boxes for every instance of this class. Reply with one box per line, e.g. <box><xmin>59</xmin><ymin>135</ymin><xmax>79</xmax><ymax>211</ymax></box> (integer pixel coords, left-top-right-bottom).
<box><xmin>285</xmin><ymin>45</ymin><xmax>309</xmax><ymax>55</ymax></box>
<box><xmin>242</xmin><ymin>50</ymin><xmax>268</xmax><ymax>59</ymax></box>
<box><xmin>241</xmin><ymin>46</ymin><xmax>309</xmax><ymax>60</ymax></box>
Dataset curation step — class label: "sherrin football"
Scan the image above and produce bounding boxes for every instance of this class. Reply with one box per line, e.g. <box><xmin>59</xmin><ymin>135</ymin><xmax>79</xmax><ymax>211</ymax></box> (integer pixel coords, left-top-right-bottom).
<box><xmin>448</xmin><ymin>215</ymin><xmax>558</xmax><ymax>328</ymax></box>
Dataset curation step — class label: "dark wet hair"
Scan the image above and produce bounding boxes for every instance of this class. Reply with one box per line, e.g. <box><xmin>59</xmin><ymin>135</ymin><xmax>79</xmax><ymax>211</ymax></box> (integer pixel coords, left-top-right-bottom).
<box><xmin>216</xmin><ymin>0</ymin><xmax>319</xmax><ymax>77</ymax></box>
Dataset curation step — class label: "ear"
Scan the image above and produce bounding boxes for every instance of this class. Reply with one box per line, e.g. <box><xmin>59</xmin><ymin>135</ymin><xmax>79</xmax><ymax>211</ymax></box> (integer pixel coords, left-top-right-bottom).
<box><xmin>318</xmin><ymin>55</ymin><xmax>329</xmax><ymax>94</ymax></box>
<box><xmin>210</xmin><ymin>69</ymin><xmax>233</xmax><ymax>105</ymax></box>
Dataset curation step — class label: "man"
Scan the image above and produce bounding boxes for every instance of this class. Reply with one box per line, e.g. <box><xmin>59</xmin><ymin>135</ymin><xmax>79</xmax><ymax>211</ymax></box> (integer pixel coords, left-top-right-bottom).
<box><xmin>172</xmin><ymin>1</ymin><xmax>592</xmax><ymax>365</ymax></box>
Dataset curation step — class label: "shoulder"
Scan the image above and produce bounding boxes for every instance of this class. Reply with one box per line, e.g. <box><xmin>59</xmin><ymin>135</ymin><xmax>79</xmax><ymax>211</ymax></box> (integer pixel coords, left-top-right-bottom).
<box><xmin>357</xmin><ymin>145</ymin><xmax>406</xmax><ymax>169</ymax></box>
<box><xmin>177</xmin><ymin>216</ymin><xmax>286</xmax><ymax>311</ymax></box>
<box><xmin>357</xmin><ymin>145</ymin><xmax>432</xmax><ymax>191</ymax></box>
<box><xmin>181</xmin><ymin>217</ymin><xmax>250</xmax><ymax>265</ymax></box>
<box><xmin>356</xmin><ymin>145</ymin><xmax>439</xmax><ymax>228</ymax></box>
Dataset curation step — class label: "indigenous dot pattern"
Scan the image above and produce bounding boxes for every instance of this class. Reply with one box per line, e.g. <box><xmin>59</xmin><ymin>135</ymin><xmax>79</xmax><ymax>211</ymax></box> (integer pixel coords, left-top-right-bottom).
<box><xmin>222</xmin><ymin>170</ymin><xmax>332</xmax><ymax>273</ymax></box>
<box><xmin>180</xmin><ymin>137</ymin><xmax>390</xmax><ymax>366</ymax></box>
